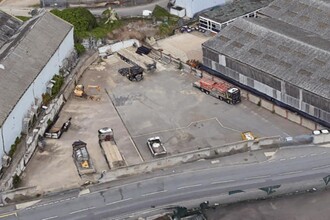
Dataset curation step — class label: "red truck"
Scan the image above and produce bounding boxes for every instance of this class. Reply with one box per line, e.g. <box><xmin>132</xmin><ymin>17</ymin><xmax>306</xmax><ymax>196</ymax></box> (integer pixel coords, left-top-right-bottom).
<box><xmin>193</xmin><ymin>77</ymin><xmax>241</xmax><ymax>104</ymax></box>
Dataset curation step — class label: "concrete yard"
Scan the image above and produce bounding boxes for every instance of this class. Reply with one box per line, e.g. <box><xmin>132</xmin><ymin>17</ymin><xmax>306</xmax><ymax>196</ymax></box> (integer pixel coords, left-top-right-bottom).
<box><xmin>21</xmin><ymin>33</ymin><xmax>310</xmax><ymax>193</ymax></box>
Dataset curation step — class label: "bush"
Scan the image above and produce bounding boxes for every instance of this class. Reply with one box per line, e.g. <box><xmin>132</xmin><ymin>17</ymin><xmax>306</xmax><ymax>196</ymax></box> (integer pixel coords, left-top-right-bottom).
<box><xmin>16</xmin><ymin>16</ymin><xmax>30</xmax><ymax>22</ymax></box>
<box><xmin>8</xmin><ymin>137</ymin><xmax>21</xmax><ymax>158</ymax></box>
<box><xmin>75</xmin><ymin>43</ymin><xmax>86</xmax><ymax>56</ymax></box>
<box><xmin>12</xmin><ymin>174</ymin><xmax>21</xmax><ymax>189</ymax></box>
<box><xmin>51</xmin><ymin>8</ymin><xmax>97</xmax><ymax>34</ymax></box>
<box><xmin>51</xmin><ymin>74</ymin><xmax>64</xmax><ymax>97</ymax></box>
<box><xmin>42</xmin><ymin>93</ymin><xmax>52</xmax><ymax>106</ymax></box>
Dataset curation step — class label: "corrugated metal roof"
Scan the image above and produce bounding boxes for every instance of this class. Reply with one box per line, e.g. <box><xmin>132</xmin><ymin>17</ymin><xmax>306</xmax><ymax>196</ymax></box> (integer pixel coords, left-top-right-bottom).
<box><xmin>0</xmin><ymin>11</ymin><xmax>22</xmax><ymax>48</ymax></box>
<box><xmin>199</xmin><ymin>0</ymin><xmax>274</xmax><ymax>23</ymax></box>
<box><xmin>259</xmin><ymin>0</ymin><xmax>330</xmax><ymax>40</ymax></box>
<box><xmin>203</xmin><ymin>17</ymin><xmax>330</xmax><ymax>99</ymax></box>
<box><xmin>0</xmin><ymin>11</ymin><xmax>73</xmax><ymax>126</ymax></box>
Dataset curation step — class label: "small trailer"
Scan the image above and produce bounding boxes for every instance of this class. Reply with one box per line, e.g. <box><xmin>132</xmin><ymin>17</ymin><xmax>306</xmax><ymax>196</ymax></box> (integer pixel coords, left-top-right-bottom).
<box><xmin>147</xmin><ymin>137</ymin><xmax>167</xmax><ymax>157</ymax></box>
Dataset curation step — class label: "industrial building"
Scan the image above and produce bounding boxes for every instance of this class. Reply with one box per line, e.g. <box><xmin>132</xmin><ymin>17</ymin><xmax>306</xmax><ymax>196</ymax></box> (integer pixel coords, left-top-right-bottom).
<box><xmin>0</xmin><ymin>10</ymin><xmax>74</xmax><ymax>167</ymax></box>
<box><xmin>169</xmin><ymin>0</ymin><xmax>233</xmax><ymax>18</ymax></box>
<box><xmin>202</xmin><ymin>0</ymin><xmax>330</xmax><ymax>127</ymax></box>
<box><xmin>199</xmin><ymin>0</ymin><xmax>274</xmax><ymax>33</ymax></box>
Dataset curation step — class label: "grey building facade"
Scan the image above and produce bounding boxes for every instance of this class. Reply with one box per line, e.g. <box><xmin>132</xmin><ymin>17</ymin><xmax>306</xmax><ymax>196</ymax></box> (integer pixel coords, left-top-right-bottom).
<box><xmin>202</xmin><ymin>0</ymin><xmax>330</xmax><ymax>127</ymax></box>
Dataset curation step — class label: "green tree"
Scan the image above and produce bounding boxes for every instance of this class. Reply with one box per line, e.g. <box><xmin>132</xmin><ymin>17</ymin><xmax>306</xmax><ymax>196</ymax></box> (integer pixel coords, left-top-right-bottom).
<box><xmin>51</xmin><ymin>8</ymin><xmax>97</xmax><ymax>39</ymax></box>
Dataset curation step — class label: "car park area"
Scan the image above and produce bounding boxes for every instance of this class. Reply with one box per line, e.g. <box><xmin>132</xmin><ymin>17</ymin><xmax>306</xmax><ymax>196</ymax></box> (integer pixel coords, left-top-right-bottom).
<box><xmin>21</xmin><ymin>33</ymin><xmax>310</xmax><ymax>192</ymax></box>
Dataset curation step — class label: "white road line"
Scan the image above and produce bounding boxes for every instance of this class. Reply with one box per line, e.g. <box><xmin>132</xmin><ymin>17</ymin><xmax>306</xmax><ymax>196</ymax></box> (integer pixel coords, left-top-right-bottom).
<box><xmin>129</xmin><ymin>136</ymin><xmax>144</xmax><ymax>162</ymax></box>
<box><xmin>245</xmin><ymin>175</ymin><xmax>270</xmax><ymax>180</ymax></box>
<box><xmin>310</xmin><ymin>153</ymin><xmax>317</xmax><ymax>156</ymax></box>
<box><xmin>41</xmin><ymin>216</ymin><xmax>58</xmax><ymax>220</ymax></box>
<box><xmin>321</xmin><ymin>152</ymin><xmax>327</xmax><ymax>155</ymax></box>
<box><xmin>106</xmin><ymin>198</ymin><xmax>133</xmax><ymax>206</ymax></box>
<box><xmin>312</xmin><ymin>165</ymin><xmax>330</xmax><ymax>170</ymax></box>
<box><xmin>177</xmin><ymin>184</ymin><xmax>202</xmax><ymax>190</ymax></box>
<box><xmin>289</xmin><ymin>157</ymin><xmax>296</xmax><ymax>160</ymax></box>
<box><xmin>141</xmin><ymin>190</ymin><xmax>167</xmax><ymax>197</ymax></box>
<box><xmin>280</xmin><ymin>158</ymin><xmax>286</xmax><ymax>161</ymax></box>
<box><xmin>211</xmin><ymin>180</ymin><xmax>235</xmax><ymax>185</ymax></box>
<box><xmin>300</xmin><ymin>155</ymin><xmax>307</xmax><ymax>158</ymax></box>
<box><xmin>69</xmin><ymin>207</ymin><xmax>95</xmax><ymax>215</ymax></box>
<box><xmin>132</xmin><ymin>118</ymin><xmax>217</xmax><ymax>138</ymax></box>
<box><xmin>279</xmin><ymin>170</ymin><xmax>303</xmax><ymax>176</ymax></box>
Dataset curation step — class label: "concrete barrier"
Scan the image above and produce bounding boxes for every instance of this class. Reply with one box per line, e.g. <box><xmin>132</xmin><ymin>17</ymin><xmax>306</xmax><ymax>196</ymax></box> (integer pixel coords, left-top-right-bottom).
<box><xmin>261</xmin><ymin>99</ymin><xmax>273</xmax><ymax>111</ymax></box>
<box><xmin>101</xmin><ymin>136</ymin><xmax>281</xmax><ymax>182</ymax></box>
<box><xmin>274</xmin><ymin>105</ymin><xmax>287</xmax><ymax>118</ymax></box>
<box><xmin>287</xmin><ymin>111</ymin><xmax>301</xmax><ymax>125</ymax></box>
<box><xmin>1</xmin><ymin>186</ymin><xmax>37</xmax><ymax>205</ymax></box>
<box><xmin>248</xmin><ymin>93</ymin><xmax>260</xmax><ymax>105</ymax></box>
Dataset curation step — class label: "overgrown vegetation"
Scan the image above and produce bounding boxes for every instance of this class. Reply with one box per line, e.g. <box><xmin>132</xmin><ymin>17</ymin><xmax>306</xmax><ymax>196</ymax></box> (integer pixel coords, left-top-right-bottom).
<box><xmin>51</xmin><ymin>74</ymin><xmax>64</xmax><ymax>97</ymax></box>
<box><xmin>74</xmin><ymin>43</ymin><xmax>85</xmax><ymax>56</ymax></box>
<box><xmin>51</xmin><ymin>7</ymin><xmax>122</xmax><ymax>55</ymax></box>
<box><xmin>16</xmin><ymin>16</ymin><xmax>30</xmax><ymax>22</ymax></box>
<box><xmin>12</xmin><ymin>174</ymin><xmax>21</xmax><ymax>188</ymax></box>
<box><xmin>8</xmin><ymin>137</ymin><xmax>21</xmax><ymax>158</ymax></box>
<box><xmin>42</xmin><ymin>93</ymin><xmax>52</xmax><ymax>106</ymax></box>
<box><xmin>152</xmin><ymin>5</ymin><xmax>179</xmax><ymax>37</ymax></box>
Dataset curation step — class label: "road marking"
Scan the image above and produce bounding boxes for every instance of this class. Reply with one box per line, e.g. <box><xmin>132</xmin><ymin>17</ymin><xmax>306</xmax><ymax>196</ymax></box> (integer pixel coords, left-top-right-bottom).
<box><xmin>177</xmin><ymin>184</ymin><xmax>202</xmax><ymax>190</ymax></box>
<box><xmin>41</xmin><ymin>216</ymin><xmax>58</xmax><ymax>220</ymax></box>
<box><xmin>300</xmin><ymin>155</ymin><xmax>307</xmax><ymax>158</ymax></box>
<box><xmin>321</xmin><ymin>152</ymin><xmax>327</xmax><ymax>155</ymax></box>
<box><xmin>310</xmin><ymin>153</ymin><xmax>317</xmax><ymax>156</ymax></box>
<box><xmin>129</xmin><ymin>136</ymin><xmax>144</xmax><ymax>162</ymax></box>
<box><xmin>142</xmin><ymin>190</ymin><xmax>167</xmax><ymax>197</ymax></box>
<box><xmin>106</xmin><ymin>198</ymin><xmax>133</xmax><ymax>206</ymax></box>
<box><xmin>211</xmin><ymin>160</ymin><xmax>220</xmax><ymax>164</ymax></box>
<box><xmin>312</xmin><ymin>165</ymin><xmax>330</xmax><ymax>170</ymax></box>
<box><xmin>211</xmin><ymin>180</ymin><xmax>235</xmax><ymax>185</ymax></box>
<box><xmin>245</xmin><ymin>175</ymin><xmax>270</xmax><ymax>180</ymax></box>
<box><xmin>280</xmin><ymin>158</ymin><xmax>286</xmax><ymax>161</ymax></box>
<box><xmin>69</xmin><ymin>207</ymin><xmax>95</xmax><ymax>215</ymax></box>
<box><xmin>0</xmin><ymin>212</ymin><xmax>17</xmax><ymax>218</ymax></box>
<box><xmin>289</xmin><ymin>157</ymin><xmax>296</xmax><ymax>160</ymax></box>
<box><xmin>279</xmin><ymin>171</ymin><xmax>303</xmax><ymax>176</ymax></box>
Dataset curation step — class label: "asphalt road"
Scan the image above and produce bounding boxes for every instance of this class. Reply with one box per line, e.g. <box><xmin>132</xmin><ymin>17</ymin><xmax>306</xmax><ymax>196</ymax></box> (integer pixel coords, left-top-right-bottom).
<box><xmin>2</xmin><ymin>146</ymin><xmax>330</xmax><ymax>220</ymax></box>
<box><xmin>90</xmin><ymin>0</ymin><xmax>168</xmax><ymax>17</ymax></box>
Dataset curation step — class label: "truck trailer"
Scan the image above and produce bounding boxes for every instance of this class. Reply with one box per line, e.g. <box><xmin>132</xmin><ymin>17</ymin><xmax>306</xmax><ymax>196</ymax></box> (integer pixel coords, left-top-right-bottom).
<box><xmin>98</xmin><ymin>127</ymin><xmax>125</xmax><ymax>169</ymax></box>
<box><xmin>193</xmin><ymin>77</ymin><xmax>241</xmax><ymax>104</ymax></box>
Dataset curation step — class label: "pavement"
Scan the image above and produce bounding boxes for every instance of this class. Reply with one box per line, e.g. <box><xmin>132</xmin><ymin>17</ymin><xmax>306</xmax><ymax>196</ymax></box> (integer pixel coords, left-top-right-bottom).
<box><xmin>2</xmin><ymin>146</ymin><xmax>330</xmax><ymax>220</ymax></box>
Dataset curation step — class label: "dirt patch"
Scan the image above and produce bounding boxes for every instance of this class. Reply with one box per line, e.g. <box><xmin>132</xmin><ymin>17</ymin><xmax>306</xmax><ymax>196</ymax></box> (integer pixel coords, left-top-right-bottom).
<box><xmin>108</xmin><ymin>20</ymin><xmax>158</xmax><ymax>42</ymax></box>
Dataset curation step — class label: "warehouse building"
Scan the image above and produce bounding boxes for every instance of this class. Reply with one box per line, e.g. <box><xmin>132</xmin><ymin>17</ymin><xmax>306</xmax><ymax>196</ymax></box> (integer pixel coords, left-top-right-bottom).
<box><xmin>0</xmin><ymin>11</ymin><xmax>74</xmax><ymax>166</ymax></box>
<box><xmin>199</xmin><ymin>0</ymin><xmax>274</xmax><ymax>33</ymax></box>
<box><xmin>202</xmin><ymin>0</ymin><xmax>330</xmax><ymax>127</ymax></box>
<box><xmin>169</xmin><ymin>0</ymin><xmax>233</xmax><ymax>18</ymax></box>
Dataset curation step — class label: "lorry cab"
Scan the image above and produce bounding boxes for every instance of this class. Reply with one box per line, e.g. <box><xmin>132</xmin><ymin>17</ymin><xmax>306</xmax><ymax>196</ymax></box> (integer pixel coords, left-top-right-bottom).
<box><xmin>227</xmin><ymin>87</ymin><xmax>241</xmax><ymax>104</ymax></box>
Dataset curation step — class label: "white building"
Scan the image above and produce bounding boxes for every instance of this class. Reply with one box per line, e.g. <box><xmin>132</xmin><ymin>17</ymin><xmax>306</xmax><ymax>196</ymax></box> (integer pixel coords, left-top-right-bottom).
<box><xmin>0</xmin><ymin>11</ymin><xmax>74</xmax><ymax>167</ymax></box>
<box><xmin>170</xmin><ymin>0</ymin><xmax>233</xmax><ymax>18</ymax></box>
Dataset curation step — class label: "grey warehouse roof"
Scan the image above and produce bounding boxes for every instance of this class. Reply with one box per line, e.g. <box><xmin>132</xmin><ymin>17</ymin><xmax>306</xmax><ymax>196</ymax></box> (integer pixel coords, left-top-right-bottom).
<box><xmin>203</xmin><ymin>17</ymin><xmax>330</xmax><ymax>100</ymax></box>
<box><xmin>0</xmin><ymin>11</ymin><xmax>22</xmax><ymax>48</ymax></box>
<box><xmin>199</xmin><ymin>0</ymin><xmax>274</xmax><ymax>23</ymax></box>
<box><xmin>0</xmin><ymin>11</ymin><xmax>73</xmax><ymax>126</ymax></box>
<box><xmin>259</xmin><ymin>0</ymin><xmax>330</xmax><ymax>40</ymax></box>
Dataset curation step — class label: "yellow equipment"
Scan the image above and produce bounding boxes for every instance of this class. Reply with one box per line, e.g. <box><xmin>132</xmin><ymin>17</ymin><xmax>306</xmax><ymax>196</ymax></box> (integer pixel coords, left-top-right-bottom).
<box><xmin>74</xmin><ymin>85</ymin><xmax>85</xmax><ymax>97</ymax></box>
<box><xmin>241</xmin><ymin>131</ymin><xmax>256</xmax><ymax>141</ymax></box>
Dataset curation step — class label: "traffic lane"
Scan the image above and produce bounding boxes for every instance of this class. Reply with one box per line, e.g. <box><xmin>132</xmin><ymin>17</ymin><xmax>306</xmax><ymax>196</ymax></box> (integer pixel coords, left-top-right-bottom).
<box><xmin>14</xmin><ymin>159</ymin><xmax>330</xmax><ymax>220</ymax></box>
<box><xmin>34</xmin><ymin>171</ymin><xmax>330</xmax><ymax>220</ymax></box>
<box><xmin>14</xmin><ymin>148</ymin><xmax>330</xmax><ymax>217</ymax></box>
